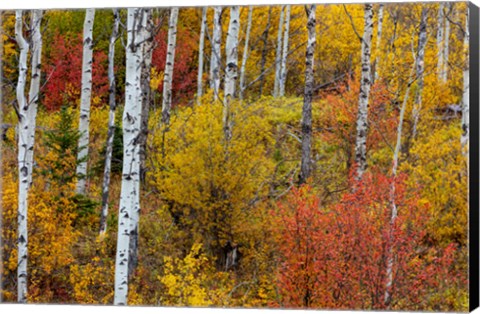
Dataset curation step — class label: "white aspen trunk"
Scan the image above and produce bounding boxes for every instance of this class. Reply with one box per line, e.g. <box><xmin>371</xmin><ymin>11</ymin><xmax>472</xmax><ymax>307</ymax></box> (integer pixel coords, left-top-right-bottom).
<box><xmin>210</xmin><ymin>7</ymin><xmax>222</xmax><ymax>101</ymax></box>
<box><xmin>161</xmin><ymin>8</ymin><xmax>179</xmax><ymax>126</ymax></box>
<box><xmin>354</xmin><ymin>4</ymin><xmax>374</xmax><ymax>181</ymax></box>
<box><xmin>131</xmin><ymin>8</ymin><xmax>153</xmax><ymax>276</ymax></box>
<box><xmin>15</xmin><ymin>10</ymin><xmax>30</xmax><ymax>304</ymax></box>
<box><xmin>279</xmin><ymin>5</ymin><xmax>291</xmax><ymax>97</ymax></box>
<box><xmin>76</xmin><ymin>9</ymin><xmax>95</xmax><ymax>195</ymax></box>
<box><xmin>197</xmin><ymin>7</ymin><xmax>207</xmax><ymax>105</ymax></box>
<box><xmin>239</xmin><ymin>6</ymin><xmax>253</xmax><ymax>100</ymax></box>
<box><xmin>259</xmin><ymin>7</ymin><xmax>272</xmax><ymax>96</ymax></box>
<box><xmin>412</xmin><ymin>8</ymin><xmax>427</xmax><ymax>139</ymax></box>
<box><xmin>384</xmin><ymin>66</ymin><xmax>415</xmax><ymax>306</ymax></box>
<box><xmin>15</xmin><ymin>9</ymin><xmax>43</xmax><ymax>304</ymax></box>
<box><xmin>441</xmin><ymin>3</ymin><xmax>451</xmax><ymax>83</ymax></box>
<box><xmin>299</xmin><ymin>5</ymin><xmax>316</xmax><ymax>185</ymax></box>
<box><xmin>100</xmin><ymin>9</ymin><xmax>120</xmax><ymax>236</ymax></box>
<box><xmin>461</xmin><ymin>7</ymin><xmax>469</xmax><ymax>156</ymax></box>
<box><xmin>223</xmin><ymin>6</ymin><xmax>240</xmax><ymax>141</ymax></box>
<box><xmin>139</xmin><ymin>8</ymin><xmax>153</xmax><ymax>183</ymax></box>
<box><xmin>373</xmin><ymin>4</ymin><xmax>384</xmax><ymax>82</ymax></box>
<box><xmin>273</xmin><ymin>6</ymin><xmax>285</xmax><ymax>98</ymax></box>
<box><xmin>437</xmin><ymin>3</ymin><xmax>445</xmax><ymax>82</ymax></box>
<box><xmin>114</xmin><ymin>8</ymin><xmax>143</xmax><ymax>306</ymax></box>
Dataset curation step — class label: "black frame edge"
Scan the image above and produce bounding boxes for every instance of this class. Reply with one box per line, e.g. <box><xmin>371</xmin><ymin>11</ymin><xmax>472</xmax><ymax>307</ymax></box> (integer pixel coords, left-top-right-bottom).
<box><xmin>470</xmin><ymin>1</ymin><xmax>480</xmax><ymax>312</ymax></box>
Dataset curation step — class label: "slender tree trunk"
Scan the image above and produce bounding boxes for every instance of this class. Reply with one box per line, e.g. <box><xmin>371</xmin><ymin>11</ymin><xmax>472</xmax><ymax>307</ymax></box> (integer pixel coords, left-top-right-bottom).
<box><xmin>161</xmin><ymin>8</ymin><xmax>179</xmax><ymax>126</ymax></box>
<box><xmin>139</xmin><ymin>9</ymin><xmax>153</xmax><ymax>183</ymax></box>
<box><xmin>100</xmin><ymin>9</ymin><xmax>120</xmax><ymax>236</ymax></box>
<box><xmin>279</xmin><ymin>5</ymin><xmax>291</xmax><ymax>97</ymax></box>
<box><xmin>437</xmin><ymin>3</ymin><xmax>445</xmax><ymax>82</ymax></box>
<box><xmin>258</xmin><ymin>7</ymin><xmax>272</xmax><ymax>96</ymax></box>
<box><xmin>76</xmin><ymin>9</ymin><xmax>95</xmax><ymax>195</ymax></box>
<box><xmin>299</xmin><ymin>5</ymin><xmax>316</xmax><ymax>185</ymax></box>
<box><xmin>273</xmin><ymin>5</ymin><xmax>285</xmax><ymax>98</ymax></box>
<box><xmin>210</xmin><ymin>7</ymin><xmax>222</xmax><ymax>101</ymax></box>
<box><xmin>239</xmin><ymin>6</ymin><xmax>253</xmax><ymax>100</ymax></box>
<box><xmin>373</xmin><ymin>4</ymin><xmax>384</xmax><ymax>82</ymax></box>
<box><xmin>411</xmin><ymin>8</ymin><xmax>427</xmax><ymax>139</ymax></box>
<box><xmin>441</xmin><ymin>3</ymin><xmax>451</xmax><ymax>83</ymax></box>
<box><xmin>197</xmin><ymin>7</ymin><xmax>207</xmax><ymax>105</ymax></box>
<box><xmin>15</xmin><ymin>9</ymin><xmax>43</xmax><ymax>304</ymax></box>
<box><xmin>354</xmin><ymin>4</ymin><xmax>373</xmax><ymax>181</ymax></box>
<box><xmin>15</xmin><ymin>10</ymin><xmax>30</xmax><ymax>304</ymax></box>
<box><xmin>114</xmin><ymin>8</ymin><xmax>143</xmax><ymax>306</ymax></box>
<box><xmin>384</xmin><ymin>65</ymin><xmax>415</xmax><ymax>306</ymax></box>
<box><xmin>461</xmin><ymin>6</ymin><xmax>469</xmax><ymax>156</ymax></box>
<box><xmin>223</xmin><ymin>6</ymin><xmax>240</xmax><ymax>142</ymax></box>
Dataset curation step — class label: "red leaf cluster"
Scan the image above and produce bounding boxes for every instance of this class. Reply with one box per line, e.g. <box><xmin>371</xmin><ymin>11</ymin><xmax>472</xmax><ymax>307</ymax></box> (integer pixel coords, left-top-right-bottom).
<box><xmin>43</xmin><ymin>34</ymin><xmax>109</xmax><ymax>111</ymax></box>
<box><xmin>274</xmin><ymin>172</ymin><xmax>462</xmax><ymax>310</ymax></box>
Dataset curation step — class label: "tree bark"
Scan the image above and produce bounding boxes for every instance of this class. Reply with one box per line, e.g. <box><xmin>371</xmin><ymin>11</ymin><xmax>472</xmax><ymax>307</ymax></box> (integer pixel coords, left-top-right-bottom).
<box><xmin>197</xmin><ymin>7</ymin><xmax>207</xmax><ymax>105</ymax></box>
<box><xmin>411</xmin><ymin>8</ymin><xmax>427</xmax><ymax>139</ymax></box>
<box><xmin>437</xmin><ymin>3</ymin><xmax>445</xmax><ymax>82</ymax></box>
<box><xmin>441</xmin><ymin>3</ymin><xmax>451</xmax><ymax>83</ymax></box>
<box><xmin>258</xmin><ymin>7</ymin><xmax>272</xmax><ymax>96</ymax></box>
<box><xmin>76</xmin><ymin>9</ymin><xmax>95</xmax><ymax>195</ymax></box>
<box><xmin>139</xmin><ymin>9</ymin><xmax>153</xmax><ymax>183</ymax></box>
<box><xmin>373</xmin><ymin>4</ymin><xmax>384</xmax><ymax>82</ymax></box>
<box><xmin>100</xmin><ymin>9</ymin><xmax>120</xmax><ymax>236</ymax></box>
<box><xmin>461</xmin><ymin>6</ymin><xmax>469</xmax><ymax>157</ymax></box>
<box><xmin>114</xmin><ymin>8</ymin><xmax>143</xmax><ymax>306</ymax></box>
<box><xmin>223</xmin><ymin>6</ymin><xmax>240</xmax><ymax>142</ymax></box>
<box><xmin>210</xmin><ymin>7</ymin><xmax>222</xmax><ymax>101</ymax></box>
<box><xmin>279</xmin><ymin>5</ymin><xmax>291</xmax><ymax>97</ymax></box>
<box><xmin>161</xmin><ymin>8</ymin><xmax>179</xmax><ymax>126</ymax></box>
<box><xmin>273</xmin><ymin>6</ymin><xmax>285</xmax><ymax>98</ymax></box>
<box><xmin>239</xmin><ymin>6</ymin><xmax>253</xmax><ymax>100</ymax></box>
<box><xmin>354</xmin><ymin>4</ymin><xmax>373</xmax><ymax>181</ymax></box>
<box><xmin>15</xmin><ymin>9</ymin><xmax>43</xmax><ymax>304</ymax></box>
<box><xmin>299</xmin><ymin>5</ymin><xmax>316</xmax><ymax>185</ymax></box>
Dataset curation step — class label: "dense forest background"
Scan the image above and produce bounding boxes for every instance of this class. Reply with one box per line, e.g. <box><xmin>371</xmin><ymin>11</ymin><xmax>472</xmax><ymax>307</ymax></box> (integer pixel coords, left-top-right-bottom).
<box><xmin>0</xmin><ymin>2</ymin><xmax>471</xmax><ymax>311</ymax></box>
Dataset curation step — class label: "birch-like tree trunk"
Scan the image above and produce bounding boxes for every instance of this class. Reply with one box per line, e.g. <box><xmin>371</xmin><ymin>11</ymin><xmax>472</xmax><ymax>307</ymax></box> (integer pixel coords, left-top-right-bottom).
<box><xmin>273</xmin><ymin>5</ymin><xmax>285</xmax><ymax>97</ymax></box>
<box><xmin>279</xmin><ymin>5</ymin><xmax>291</xmax><ymax>97</ymax></box>
<box><xmin>114</xmin><ymin>8</ymin><xmax>143</xmax><ymax>306</ymax></box>
<box><xmin>384</xmin><ymin>65</ymin><xmax>415</xmax><ymax>306</ymax></box>
<box><xmin>197</xmin><ymin>7</ymin><xmax>207</xmax><ymax>105</ymax></box>
<box><xmin>161</xmin><ymin>8</ymin><xmax>179</xmax><ymax>126</ymax></box>
<box><xmin>441</xmin><ymin>3</ymin><xmax>451</xmax><ymax>83</ymax></box>
<box><xmin>15</xmin><ymin>9</ymin><xmax>43</xmax><ymax>304</ymax></box>
<box><xmin>139</xmin><ymin>9</ymin><xmax>153</xmax><ymax>183</ymax></box>
<box><xmin>373</xmin><ymin>4</ymin><xmax>384</xmax><ymax>82</ymax></box>
<box><xmin>411</xmin><ymin>8</ymin><xmax>427</xmax><ymax>139</ymax></box>
<box><xmin>239</xmin><ymin>6</ymin><xmax>253</xmax><ymax>100</ymax></box>
<box><xmin>76</xmin><ymin>9</ymin><xmax>95</xmax><ymax>195</ymax></box>
<box><xmin>354</xmin><ymin>4</ymin><xmax>373</xmax><ymax>181</ymax></box>
<box><xmin>210</xmin><ymin>7</ymin><xmax>222</xmax><ymax>101</ymax></box>
<box><xmin>437</xmin><ymin>3</ymin><xmax>445</xmax><ymax>82</ymax></box>
<box><xmin>223</xmin><ymin>6</ymin><xmax>240</xmax><ymax>141</ymax></box>
<box><xmin>259</xmin><ymin>7</ymin><xmax>272</xmax><ymax>96</ymax></box>
<box><xmin>461</xmin><ymin>6</ymin><xmax>469</xmax><ymax>156</ymax></box>
<box><xmin>299</xmin><ymin>5</ymin><xmax>316</xmax><ymax>185</ymax></box>
<box><xmin>100</xmin><ymin>9</ymin><xmax>120</xmax><ymax>236</ymax></box>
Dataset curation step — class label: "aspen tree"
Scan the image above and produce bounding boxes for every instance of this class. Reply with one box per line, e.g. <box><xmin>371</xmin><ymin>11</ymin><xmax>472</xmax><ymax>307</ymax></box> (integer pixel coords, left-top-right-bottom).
<box><xmin>239</xmin><ymin>6</ymin><xmax>253</xmax><ymax>100</ymax></box>
<box><xmin>373</xmin><ymin>4</ymin><xmax>384</xmax><ymax>82</ymax></box>
<box><xmin>354</xmin><ymin>3</ymin><xmax>373</xmax><ymax>181</ymax></box>
<box><xmin>114</xmin><ymin>8</ymin><xmax>144</xmax><ymax>306</ymax></box>
<box><xmin>210</xmin><ymin>7</ymin><xmax>222</xmax><ymax>101</ymax></box>
<box><xmin>100</xmin><ymin>9</ymin><xmax>120</xmax><ymax>236</ymax></box>
<box><xmin>273</xmin><ymin>5</ymin><xmax>285</xmax><ymax>98</ymax></box>
<box><xmin>299</xmin><ymin>4</ymin><xmax>316</xmax><ymax>185</ymax></box>
<box><xmin>411</xmin><ymin>8</ymin><xmax>427</xmax><ymax>139</ymax></box>
<box><xmin>223</xmin><ymin>6</ymin><xmax>240</xmax><ymax>141</ymax></box>
<box><xmin>15</xmin><ymin>9</ymin><xmax>43</xmax><ymax>303</ymax></box>
<box><xmin>197</xmin><ymin>7</ymin><xmax>207</xmax><ymax>104</ymax></box>
<box><xmin>76</xmin><ymin>9</ymin><xmax>95</xmax><ymax>195</ymax></box>
<box><xmin>279</xmin><ymin>5</ymin><xmax>291</xmax><ymax>97</ymax></box>
<box><xmin>461</xmin><ymin>6</ymin><xmax>469</xmax><ymax>156</ymax></box>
